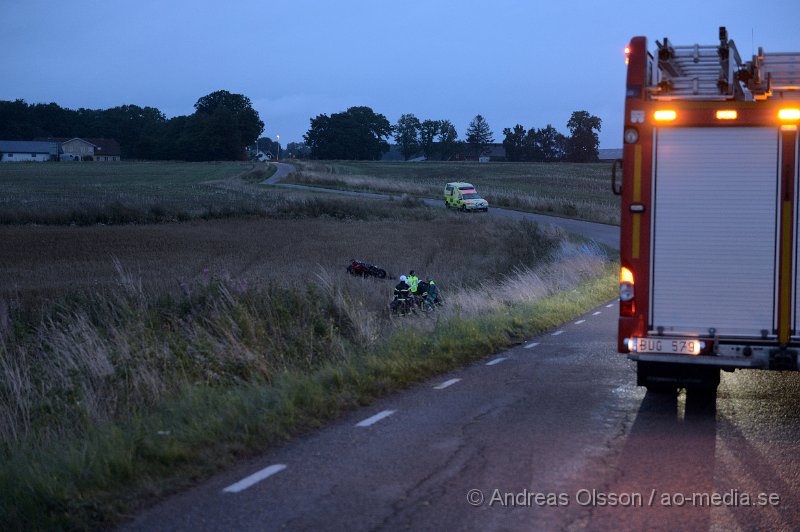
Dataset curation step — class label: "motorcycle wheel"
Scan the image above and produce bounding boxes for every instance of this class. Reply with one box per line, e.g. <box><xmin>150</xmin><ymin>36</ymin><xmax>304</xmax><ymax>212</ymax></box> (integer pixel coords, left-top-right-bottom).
<box><xmin>376</xmin><ymin>269</ymin><xmax>387</xmax><ymax>279</ymax></box>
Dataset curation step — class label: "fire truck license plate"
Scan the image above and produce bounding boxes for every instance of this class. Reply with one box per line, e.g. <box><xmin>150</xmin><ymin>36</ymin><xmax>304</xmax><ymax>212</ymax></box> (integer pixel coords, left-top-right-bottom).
<box><xmin>634</xmin><ymin>338</ymin><xmax>700</xmax><ymax>355</ymax></box>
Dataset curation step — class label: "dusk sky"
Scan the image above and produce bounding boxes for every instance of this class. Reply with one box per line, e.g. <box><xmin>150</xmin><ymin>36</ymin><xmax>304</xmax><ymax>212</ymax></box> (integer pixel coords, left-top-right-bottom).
<box><xmin>3</xmin><ymin>0</ymin><xmax>798</xmax><ymax>149</ymax></box>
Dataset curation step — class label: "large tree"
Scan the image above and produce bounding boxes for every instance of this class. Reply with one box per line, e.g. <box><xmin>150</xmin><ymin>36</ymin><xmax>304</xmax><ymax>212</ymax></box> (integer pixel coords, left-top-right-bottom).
<box><xmin>502</xmin><ymin>124</ymin><xmax>527</xmax><ymax>162</ymax></box>
<box><xmin>437</xmin><ymin>120</ymin><xmax>460</xmax><ymax>161</ymax></box>
<box><xmin>466</xmin><ymin>114</ymin><xmax>494</xmax><ymax>158</ymax></box>
<box><xmin>191</xmin><ymin>90</ymin><xmax>264</xmax><ymax>160</ymax></box>
<box><xmin>97</xmin><ymin>104</ymin><xmax>167</xmax><ymax>159</ymax></box>
<box><xmin>419</xmin><ymin>119</ymin><xmax>441</xmax><ymax>160</ymax></box>
<box><xmin>565</xmin><ymin>110</ymin><xmax>601</xmax><ymax>163</ymax></box>
<box><xmin>394</xmin><ymin>113</ymin><xmax>421</xmax><ymax>160</ymax></box>
<box><xmin>526</xmin><ymin>124</ymin><xmax>567</xmax><ymax>162</ymax></box>
<box><xmin>304</xmin><ymin>106</ymin><xmax>391</xmax><ymax>160</ymax></box>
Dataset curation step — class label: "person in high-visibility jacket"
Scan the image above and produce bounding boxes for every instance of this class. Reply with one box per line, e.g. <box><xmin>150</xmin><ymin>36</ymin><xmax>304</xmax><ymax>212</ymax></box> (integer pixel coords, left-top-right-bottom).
<box><xmin>407</xmin><ymin>270</ymin><xmax>419</xmax><ymax>295</ymax></box>
<box><xmin>426</xmin><ymin>278</ymin><xmax>441</xmax><ymax>306</ymax></box>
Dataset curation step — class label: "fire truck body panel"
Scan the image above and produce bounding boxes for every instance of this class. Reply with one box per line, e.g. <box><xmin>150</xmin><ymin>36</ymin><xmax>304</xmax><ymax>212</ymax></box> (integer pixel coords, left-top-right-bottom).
<box><xmin>617</xmin><ymin>28</ymin><xmax>800</xmax><ymax>387</ymax></box>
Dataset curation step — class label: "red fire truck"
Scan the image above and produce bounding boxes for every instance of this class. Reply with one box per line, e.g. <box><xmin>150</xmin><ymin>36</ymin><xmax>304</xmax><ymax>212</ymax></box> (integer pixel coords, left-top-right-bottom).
<box><xmin>615</xmin><ymin>27</ymin><xmax>800</xmax><ymax>390</ymax></box>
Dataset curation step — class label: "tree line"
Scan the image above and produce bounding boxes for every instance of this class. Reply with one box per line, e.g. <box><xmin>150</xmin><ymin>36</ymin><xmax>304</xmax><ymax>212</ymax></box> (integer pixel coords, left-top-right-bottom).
<box><xmin>1</xmin><ymin>92</ymin><xmax>601</xmax><ymax>162</ymax></box>
<box><xmin>302</xmin><ymin>108</ymin><xmax>602</xmax><ymax>162</ymax></box>
<box><xmin>501</xmin><ymin>111</ymin><xmax>602</xmax><ymax>163</ymax></box>
<box><xmin>0</xmin><ymin>90</ymin><xmax>263</xmax><ymax>161</ymax></box>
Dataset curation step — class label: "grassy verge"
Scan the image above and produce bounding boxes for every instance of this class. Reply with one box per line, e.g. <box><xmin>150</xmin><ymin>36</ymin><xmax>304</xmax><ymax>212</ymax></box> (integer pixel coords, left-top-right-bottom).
<box><xmin>0</xmin><ymin>263</ymin><xmax>616</xmax><ymax>530</ymax></box>
<box><xmin>240</xmin><ymin>164</ymin><xmax>277</xmax><ymax>183</ymax></box>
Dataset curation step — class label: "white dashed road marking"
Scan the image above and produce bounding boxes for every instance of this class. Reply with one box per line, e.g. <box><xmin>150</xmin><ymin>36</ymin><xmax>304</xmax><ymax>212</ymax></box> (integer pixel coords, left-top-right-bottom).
<box><xmin>605</xmin><ymin>304</ymin><xmax>614</xmax><ymax>308</ymax></box>
<box><xmin>552</xmin><ymin>330</ymin><xmax>565</xmax><ymax>336</ymax></box>
<box><xmin>593</xmin><ymin>311</ymin><xmax>601</xmax><ymax>316</ymax></box>
<box><xmin>356</xmin><ymin>410</ymin><xmax>397</xmax><ymax>428</ymax></box>
<box><xmin>223</xmin><ymin>464</ymin><xmax>287</xmax><ymax>493</ymax></box>
<box><xmin>575</xmin><ymin>320</ymin><xmax>586</xmax><ymax>325</ymax></box>
<box><xmin>434</xmin><ymin>378</ymin><xmax>461</xmax><ymax>390</ymax></box>
<box><xmin>486</xmin><ymin>357</ymin><xmax>508</xmax><ymax>366</ymax></box>
<box><xmin>524</xmin><ymin>342</ymin><xmax>540</xmax><ymax>349</ymax></box>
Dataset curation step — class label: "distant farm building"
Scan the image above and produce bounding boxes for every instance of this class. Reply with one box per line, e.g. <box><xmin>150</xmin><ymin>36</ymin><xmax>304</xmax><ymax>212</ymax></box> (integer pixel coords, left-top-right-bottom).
<box><xmin>454</xmin><ymin>143</ymin><xmax>507</xmax><ymax>162</ymax></box>
<box><xmin>0</xmin><ymin>140</ymin><xmax>60</xmax><ymax>162</ymax></box>
<box><xmin>35</xmin><ymin>137</ymin><xmax>122</xmax><ymax>161</ymax></box>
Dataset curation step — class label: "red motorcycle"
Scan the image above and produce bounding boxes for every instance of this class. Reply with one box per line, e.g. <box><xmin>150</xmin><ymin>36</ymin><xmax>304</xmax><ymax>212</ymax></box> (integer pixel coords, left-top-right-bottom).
<box><xmin>347</xmin><ymin>259</ymin><xmax>387</xmax><ymax>279</ymax></box>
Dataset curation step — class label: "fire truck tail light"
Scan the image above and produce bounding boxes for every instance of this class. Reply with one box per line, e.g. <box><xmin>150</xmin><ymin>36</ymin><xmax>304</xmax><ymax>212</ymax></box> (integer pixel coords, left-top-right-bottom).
<box><xmin>620</xmin><ymin>284</ymin><xmax>634</xmax><ymax>301</ymax></box>
<box><xmin>716</xmin><ymin>110</ymin><xmax>737</xmax><ymax>120</ymax></box>
<box><xmin>620</xmin><ymin>267</ymin><xmax>635</xmax><ymax>316</ymax></box>
<box><xmin>654</xmin><ymin>110</ymin><xmax>677</xmax><ymax>122</ymax></box>
<box><xmin>779</xmin><ymin>109</ymin><xmax>800</xmax><ymax>121</ymax></box>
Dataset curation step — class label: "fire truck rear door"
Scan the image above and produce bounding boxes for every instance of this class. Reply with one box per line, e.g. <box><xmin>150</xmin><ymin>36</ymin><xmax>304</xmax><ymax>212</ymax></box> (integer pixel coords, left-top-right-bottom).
<box><xmin>650</xmin><ymin>127</ymin><xmax>780</xmax><ymax>337</ymax></box>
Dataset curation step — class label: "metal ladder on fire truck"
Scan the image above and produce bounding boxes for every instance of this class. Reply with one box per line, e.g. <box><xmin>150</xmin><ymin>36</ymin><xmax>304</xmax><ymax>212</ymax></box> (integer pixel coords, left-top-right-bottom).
<box><xmin>650</xmin><ymin>26</ymin><xmax>800</xmax><ymax>102</ymax></box>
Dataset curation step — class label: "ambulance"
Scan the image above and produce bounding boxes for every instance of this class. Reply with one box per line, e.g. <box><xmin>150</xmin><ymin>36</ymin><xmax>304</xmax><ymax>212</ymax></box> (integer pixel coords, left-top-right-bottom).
<box><xmin>443</xmin><ymin>182</ymin><xmax>489</xmax><ymax>212</ymax></box>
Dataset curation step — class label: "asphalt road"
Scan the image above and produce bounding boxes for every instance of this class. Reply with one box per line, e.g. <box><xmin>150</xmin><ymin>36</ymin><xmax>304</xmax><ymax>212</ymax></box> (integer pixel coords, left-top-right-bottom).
<box><xmin>264</xmin><ymin>161</ymin><xmax>296</xmax><ymax>185</ymax></box>
<box><xmin>124</xmin><ymin>304</ymin><xmax>800</xmax><ymax>530</ymax></box>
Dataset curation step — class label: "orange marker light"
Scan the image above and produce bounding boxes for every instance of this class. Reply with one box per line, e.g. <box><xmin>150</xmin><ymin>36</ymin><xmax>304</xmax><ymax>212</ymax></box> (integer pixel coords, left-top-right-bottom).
<box><xmin>779</xmin><ymin>109</ymin><xmax>800</xmax><ymax>121</ymax></box>
<box><xmin>654</xmin><ymin>110</ymin><xmax>677</xmax><ymax>122</ymax></box>
<box><xmin>620</xmin><ymin>267</ymin><xmax>634</xmax><ymax>284</ymax></box>
<box><xmin>716</xmin><ymin>110</ymin><xmax>738</xmax><ymax>120</ymax></box>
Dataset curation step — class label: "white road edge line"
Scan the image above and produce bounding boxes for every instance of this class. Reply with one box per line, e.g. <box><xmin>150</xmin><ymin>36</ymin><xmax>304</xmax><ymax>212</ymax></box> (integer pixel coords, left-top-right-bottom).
<box><xmin>524</xmin><ymin>342</ymin><xmax>540</xmax><ymax>349</ymax></box>
<box><xmin>434</xmin><ymin>378</ymin><xmax>461</xmax><ymax>390</ymax></box>
<box><xmin>486</xmin><ymin>357</ymin><xmax>508</xmax><ymax>366</ymax></box>
<box><xmin>223</xmin><ymin>464</ymin><xmax>287</xmax><ymax>493</ymax></box>
<box><xmin>593</xmin><ymin>311</ymin><xmax>602</xmax><ymax>316</ymax></box>
<box><xmin>552</xmin><ymin>330</ymin><xmax>565</xmax><ymax>336</ymax></box>
<box><xmin>575</xmin><ymin>319</ymin><xmax>586</xmax><ymax>325</ymax></box>
<box><xmin>356</xmin><ymin>409</ymin><xmax>397</xmax><ymax>427</ymax></box>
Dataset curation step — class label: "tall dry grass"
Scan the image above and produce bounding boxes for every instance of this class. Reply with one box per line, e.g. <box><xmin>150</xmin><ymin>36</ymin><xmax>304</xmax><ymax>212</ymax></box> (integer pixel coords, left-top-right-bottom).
<box><xmin>0</xmin><ymin>227</ymin><xmax>609</xmax><ymax>446</ymax></box>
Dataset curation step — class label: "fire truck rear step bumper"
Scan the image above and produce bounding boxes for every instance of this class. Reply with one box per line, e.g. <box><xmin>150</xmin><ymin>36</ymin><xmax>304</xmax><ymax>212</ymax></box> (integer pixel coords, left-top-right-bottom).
<box><xmin>628</xmin><ymin>350</ymin><xmax>799</xmax><ymax>371</ymax></box>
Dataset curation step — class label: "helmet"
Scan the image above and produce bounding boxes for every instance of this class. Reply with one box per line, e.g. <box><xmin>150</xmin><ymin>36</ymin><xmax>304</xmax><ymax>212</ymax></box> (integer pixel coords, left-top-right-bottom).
<box><xmin>400</xmin><ymin>275</ymin><xmax>407</xmax><ymax>282</ymax></box>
